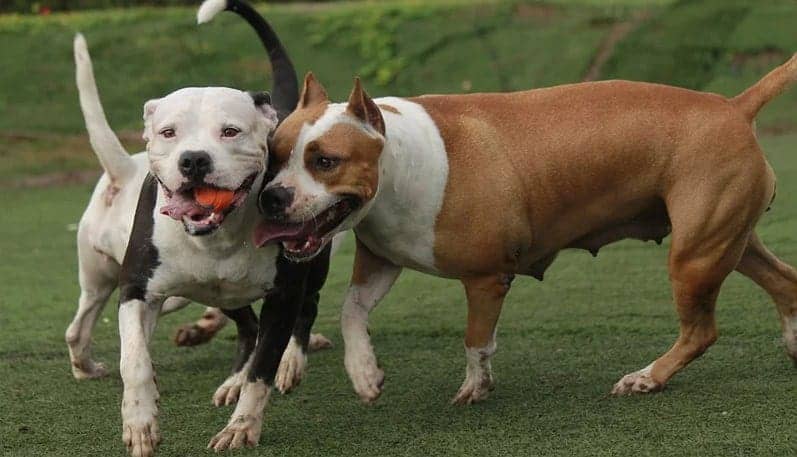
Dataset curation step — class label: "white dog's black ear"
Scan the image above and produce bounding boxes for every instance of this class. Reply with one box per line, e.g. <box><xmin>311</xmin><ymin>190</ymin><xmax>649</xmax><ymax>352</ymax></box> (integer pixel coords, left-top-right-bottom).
<box><xmin>249</xmin><ymin>91</ymin><xmax>278</xmax><ymax>131</ymax></box>
<box><xmin>142</xmin><ymin>98</ymin><xmax>161</xmax><ymax>142</ymax></box>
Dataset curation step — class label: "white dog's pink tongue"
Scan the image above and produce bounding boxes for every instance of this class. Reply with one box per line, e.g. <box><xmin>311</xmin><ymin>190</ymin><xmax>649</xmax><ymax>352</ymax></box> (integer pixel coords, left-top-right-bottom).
<box><xmin>160</xmin><ymin>194</ymin><xmax>208</xmax><ymax>220</ymax></box>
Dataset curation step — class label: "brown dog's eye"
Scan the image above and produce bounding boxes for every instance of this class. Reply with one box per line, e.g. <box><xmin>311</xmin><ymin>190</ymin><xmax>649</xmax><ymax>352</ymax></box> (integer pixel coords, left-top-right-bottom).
<box><xmin>159</xmin><ymin>128</ymin><xmax>175</xmax><ymax>138</ymax></box>
<box><xmin>314</xmin><ymin>155</ymin><xmax>339</xmax><ymax>171</ymax></box>
<box><xmin>222</xmin><ymin>127</ymin><xmax>240</xmax><ymax>138</ymax></box>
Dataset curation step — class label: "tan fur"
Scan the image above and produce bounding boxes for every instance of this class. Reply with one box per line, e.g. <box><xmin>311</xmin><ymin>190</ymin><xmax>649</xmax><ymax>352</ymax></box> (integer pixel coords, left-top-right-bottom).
<box><xmin>306</xmin><ymin>123</ymin><xmax>382</xmax><ymax>202</ymax></box>
<box><xmin>278</xmin><ymin>57</ymin><xmax>797</xmax><ymax>396</ymax></box>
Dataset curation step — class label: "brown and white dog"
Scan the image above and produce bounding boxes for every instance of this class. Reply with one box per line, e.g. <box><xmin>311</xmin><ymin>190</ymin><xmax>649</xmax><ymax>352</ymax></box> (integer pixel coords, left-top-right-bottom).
<box><xmin>252</xmin><ymin>54</ymin><xmax>797</xmax><ymax>404</ymax></box>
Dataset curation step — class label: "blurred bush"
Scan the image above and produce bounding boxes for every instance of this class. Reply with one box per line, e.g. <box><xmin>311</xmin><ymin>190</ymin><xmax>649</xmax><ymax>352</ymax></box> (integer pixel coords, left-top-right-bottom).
<box><xmin>0</xmin><ymin>0</ymin><xmax>342</xmax><ymax>14</ymax></box>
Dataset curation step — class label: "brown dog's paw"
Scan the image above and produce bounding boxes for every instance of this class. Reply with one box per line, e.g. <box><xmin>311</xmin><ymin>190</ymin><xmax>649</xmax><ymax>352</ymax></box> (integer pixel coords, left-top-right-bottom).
<box><xmin>611</xmin><ymin>365</ymin><xmax>664</xmax><ymax>395</ymax></box>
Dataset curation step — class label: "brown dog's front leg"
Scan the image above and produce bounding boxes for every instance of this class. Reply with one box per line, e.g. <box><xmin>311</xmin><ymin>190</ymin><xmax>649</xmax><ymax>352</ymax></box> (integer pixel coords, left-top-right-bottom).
<box><xmin>342</xmin><ymin>238</ymin><xmax>402</xmax><ymax>403</ymax></box>
<box><xmin>452</xmin><ymin>274</ymin><xmax>513</xmax><ymax>405</ymax></box>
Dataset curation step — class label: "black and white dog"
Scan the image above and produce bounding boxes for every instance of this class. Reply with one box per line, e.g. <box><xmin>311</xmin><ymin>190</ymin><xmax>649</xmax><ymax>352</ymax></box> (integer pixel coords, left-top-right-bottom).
<box><xmin>67</xmin><ymin>1</ymin><xmax>341</xmax><ymax>455</ymax></box>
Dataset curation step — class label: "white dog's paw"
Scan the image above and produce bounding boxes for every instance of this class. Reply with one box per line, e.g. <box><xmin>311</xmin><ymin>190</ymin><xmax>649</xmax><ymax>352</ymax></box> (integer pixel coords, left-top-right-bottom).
<box><xmin>208</xmin><ymin>415</ymin><xmax>262</xmax><ymax>452</ymax></box>
<box><xmin>122</xmin><ymin>386</ymin><xmax>160</xmax><ymax>457</ymax></box>
<box><xmin>275</xmin><ymin>339</ymin><xmax>307</xmax><ymax>394</ymax></box>
<box><xmin>308</xmin><ymin>333</ymin><xmax>333</xmax><ymax>352</ymax></box>
<box><xmin>71</xmin><ymin>359</ymin><xmax>108</xmax><ymax>380</ymax></box>
<box><xmin>345</xmin><ymin>351</ymin><xmax>384</xmax><ymax>403</ymax></box>
<box><xmin>451</xmin><ymin>371</ymin><xmax>494</xmax><ymax>405</ymax></box>
<box><xmin>122</xmin><ymin>408</ymin><xmax>160</xmax><ymax>457</ymax></box>
<box><xmin>611</xmin><ymin>364</ymin><xmax>663</xmax><ymax>395</ymax></box>
<box><xmin>213</xmin><ymin>373</ymin><xmax>245</xmax><ymax>406</ymax></box>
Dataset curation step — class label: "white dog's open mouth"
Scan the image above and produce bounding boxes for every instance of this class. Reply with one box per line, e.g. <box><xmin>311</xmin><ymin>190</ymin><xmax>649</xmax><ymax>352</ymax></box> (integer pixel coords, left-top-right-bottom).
<box><xmin>252</xmin><ymin>197</ymin><xmax>358</xmax><ymax>260</ymax></box>
<box><xmin>158</xmin><ymin>173</ymin><xmax>257</xmax><ymax>236</ymax></box>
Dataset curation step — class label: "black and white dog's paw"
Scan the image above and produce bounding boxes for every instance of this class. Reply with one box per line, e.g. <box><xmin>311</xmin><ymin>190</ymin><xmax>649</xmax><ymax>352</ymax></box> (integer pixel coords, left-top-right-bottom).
<box><xmin>275</xmin><ymin>337</ymin><xmax>307</xmax><ymax>394</ymax></box>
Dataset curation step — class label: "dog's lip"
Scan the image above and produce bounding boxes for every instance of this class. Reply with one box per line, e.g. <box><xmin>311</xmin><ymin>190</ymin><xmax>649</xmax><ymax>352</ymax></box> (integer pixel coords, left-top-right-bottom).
<box><xmin>252</xmin><ymin>196</ymin><xmax>359</xmax><ymax>252</ymax></box>
<box><xmin>158</xmin><ymin>172</ymin><xmax>259</xmax><ymax>235</ymax></box>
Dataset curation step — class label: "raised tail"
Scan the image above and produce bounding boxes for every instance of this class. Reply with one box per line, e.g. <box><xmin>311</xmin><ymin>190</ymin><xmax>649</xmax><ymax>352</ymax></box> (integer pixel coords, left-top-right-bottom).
<box><xmin>73</xmin><ymin>33</ymin><xmax>135</xmax><ymax>183</ymax></box>
<box><xmin>732</xmin><ymin>52</ymin><xmax>797</xmax><ymax>121</ymax></box>
<box><xmin>198</xmin><ymin>0</ymin><xmax>299</xmax><ymax>121</ymax></box>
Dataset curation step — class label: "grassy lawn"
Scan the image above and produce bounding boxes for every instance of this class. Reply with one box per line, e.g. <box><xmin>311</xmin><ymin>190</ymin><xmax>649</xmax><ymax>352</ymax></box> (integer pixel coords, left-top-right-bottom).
<box><xmin>2</xmin><ymin>0</ymin><xmax>797</xmax><ymax>456</ymax></box>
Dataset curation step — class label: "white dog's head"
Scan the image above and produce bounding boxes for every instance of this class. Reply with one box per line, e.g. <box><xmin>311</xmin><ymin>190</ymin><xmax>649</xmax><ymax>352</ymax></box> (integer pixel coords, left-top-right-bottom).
<box><xmin>143</xmin><ymin>87</ymin><xmax>278</xmax><ymax>235</ymax></box>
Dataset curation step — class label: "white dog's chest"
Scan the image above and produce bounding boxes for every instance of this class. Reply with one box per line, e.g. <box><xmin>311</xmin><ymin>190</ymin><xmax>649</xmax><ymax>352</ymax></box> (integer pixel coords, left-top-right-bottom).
<box><xmin>149</xmin><ymin>235</ymin><xmax>279</xmax><ymax>309</ymax></box>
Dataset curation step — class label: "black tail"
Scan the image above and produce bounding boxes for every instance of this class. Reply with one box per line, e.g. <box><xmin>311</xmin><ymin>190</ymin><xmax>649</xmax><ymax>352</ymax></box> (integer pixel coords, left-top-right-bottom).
<box><xmin>198</xmin><ymin>0</ymin><xmax>299</xmax><ymax>121</ymax></box>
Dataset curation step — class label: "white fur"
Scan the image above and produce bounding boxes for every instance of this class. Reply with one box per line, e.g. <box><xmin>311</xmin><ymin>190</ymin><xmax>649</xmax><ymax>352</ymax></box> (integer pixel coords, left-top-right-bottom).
<box><xmin>144</xmin><ymin>87</ymin><xmax>276</xmax><ymax>194</ymax></box>
<box><xmin>611</xmin><ymin>362</ymin><xmax>659</xmax><ymax>395</ymax></box>
<box><xmin>209</xmin><ymin>380</ymin><xmax>271</xmax><ymax>451</ymax></box>
<box><xmin>74</xmin><ymin>33</ymin><xmax>135</xmax><ymax>183</ymax></box>
<box><xmin>355</xmin><ymin>97</ymin><xmax>449</xmax><ymax>274</ymax></box>
<box><xmin>197</xmin><ymin>0</ymin><xmax>226</xmax><ymax>25</ymax></box>
<box><xmin>341</xmin><ymin>264</ymin><xmax>402</xmax><ymax>402</ymax></box>
<box><xmin>452</xmin><ymin>340</ymin><xmax>496</xmax><ymax>404</ymax></box>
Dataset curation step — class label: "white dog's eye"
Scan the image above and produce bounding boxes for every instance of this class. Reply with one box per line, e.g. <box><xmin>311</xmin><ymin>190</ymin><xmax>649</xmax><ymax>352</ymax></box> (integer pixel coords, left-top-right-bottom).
<box><xmin>159</xmin><ymin>128</ymin><xmax>176</xmax><ymax>139</ymax></box>
<box><xmin>222</xmin><ymin>127</ymin><xmax>241</xmax><ymax>138</ymax></box>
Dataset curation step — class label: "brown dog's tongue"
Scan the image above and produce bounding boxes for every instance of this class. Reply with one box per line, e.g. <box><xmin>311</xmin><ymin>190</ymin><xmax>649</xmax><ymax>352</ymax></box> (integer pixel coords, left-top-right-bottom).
<box><xmin>252</xmin><ymin>220</ymin><xmax>308</xmax><ymax>248</ymax></box>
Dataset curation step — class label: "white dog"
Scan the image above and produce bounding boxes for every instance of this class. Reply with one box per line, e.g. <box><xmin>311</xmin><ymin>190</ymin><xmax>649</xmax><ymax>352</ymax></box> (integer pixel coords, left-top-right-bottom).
<box><xmin>67</xmin><ymin>2</ymin><xmax>342</xmax><ymax>454</ymax></box>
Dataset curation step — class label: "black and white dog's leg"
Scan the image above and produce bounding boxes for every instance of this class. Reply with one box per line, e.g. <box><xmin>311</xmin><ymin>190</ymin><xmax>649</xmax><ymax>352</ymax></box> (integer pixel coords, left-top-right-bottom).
<box><xmin>213</xmin><ymin>306</ymin><xmax>259</xmax><ymax>406</ymax></box>
<box><xmin>275</xmin><ymin>246</ymin><xmax>331</xmax><ymax>394</ymax></box>
<box><xmin>209</xmin><ymin>253</ymin><xmax>315</xmax><ymax>451</ymax></box>
<box><xmin>117</xmin><ymin>174</ymin><xmax>162</xmax><ymax>457</ymax></box>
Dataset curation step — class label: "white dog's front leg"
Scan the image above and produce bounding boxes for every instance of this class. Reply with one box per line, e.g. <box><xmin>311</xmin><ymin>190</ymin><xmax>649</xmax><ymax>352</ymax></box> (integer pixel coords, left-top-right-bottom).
<box><xmin>341</xmin><ymin>242</ymin><xmax>401</xmax><ymax>403</ymax></box>
<box><xmin>119</xmin><ymin>298</ymin><xmax>161</xmax><ymax>457</ymax></box>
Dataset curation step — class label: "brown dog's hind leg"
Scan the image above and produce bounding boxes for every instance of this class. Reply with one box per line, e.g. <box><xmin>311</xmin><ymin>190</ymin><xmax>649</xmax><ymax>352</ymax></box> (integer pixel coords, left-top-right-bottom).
<box><xmin>736</xmin><ymin>233</ymin><xmax>797</xmax><ymax>364</ymax></box>
<box><xmin>452</xmin><ymin>273</ymin><xmax>513</xmax><ymax>405</ymax></box>
<box><xmin>613</xmin><ymin>169</ymin><xmax>770</xmax><ymax>395</ymax></box>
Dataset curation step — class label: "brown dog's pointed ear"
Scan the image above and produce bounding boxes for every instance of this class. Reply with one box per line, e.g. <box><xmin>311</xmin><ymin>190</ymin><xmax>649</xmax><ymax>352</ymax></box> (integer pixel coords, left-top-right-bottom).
<box><xmin>298</xmin><ymin>72</ymin><xmax>329</xmax><ymax>108</ymax></box>
<box><xmin>346</xmin><ymin>77</ymin><xmax>385</xmax><ymax>136</ymax></box>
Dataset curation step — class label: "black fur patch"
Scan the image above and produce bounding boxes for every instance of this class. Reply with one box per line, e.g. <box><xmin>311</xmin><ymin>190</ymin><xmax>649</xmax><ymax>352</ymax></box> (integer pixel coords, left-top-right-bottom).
<box><xmin>119</xmin><ymin>174</ymin><xmax>160</xmax><ymax>303</ymax></box>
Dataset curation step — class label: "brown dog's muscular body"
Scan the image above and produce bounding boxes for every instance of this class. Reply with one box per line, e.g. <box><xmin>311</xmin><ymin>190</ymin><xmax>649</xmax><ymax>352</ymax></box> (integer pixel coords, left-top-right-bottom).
<box><xmin>255</xmin><ymin>54</ymin><xmax>797</xmax><ymax>403</ymax></box>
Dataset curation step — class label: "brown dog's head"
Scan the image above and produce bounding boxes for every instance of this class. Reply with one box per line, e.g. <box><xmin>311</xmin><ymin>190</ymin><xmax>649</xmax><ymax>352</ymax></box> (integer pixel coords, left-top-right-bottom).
<box><xmin>253</xmin><ymin>73</ymin><xmax>385</xmax><ymax>261</ymax></box>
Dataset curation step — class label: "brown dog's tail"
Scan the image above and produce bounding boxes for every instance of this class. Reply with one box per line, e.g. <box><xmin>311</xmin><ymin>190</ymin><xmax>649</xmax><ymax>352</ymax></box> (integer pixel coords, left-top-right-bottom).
<box><xmin>732</xmin><ymin>52</ymin><xmax>797</xmax><ymax>121</ymax></box>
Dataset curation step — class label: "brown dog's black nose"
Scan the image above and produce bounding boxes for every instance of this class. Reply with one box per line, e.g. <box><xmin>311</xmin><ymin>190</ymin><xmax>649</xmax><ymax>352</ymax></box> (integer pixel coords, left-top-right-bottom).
<box><xmin>178</xmin><ymin>151</ymin><xmax>213</xmax><ymax>180</ymax></box>
<box><xmin>259</xmin><ymin>186</ymin><xmax>294</xmax><ymax>217</ymax></box>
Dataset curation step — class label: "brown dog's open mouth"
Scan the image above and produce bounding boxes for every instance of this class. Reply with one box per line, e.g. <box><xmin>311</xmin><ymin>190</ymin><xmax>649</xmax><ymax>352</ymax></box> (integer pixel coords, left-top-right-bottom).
<box><xmin>158</xmin><ymin>173</ymin><xmax>257</xmax><ymax>236</ymax></box>
<box><xmin>252</xmin><ymin>197</ymin><xmax>357</xmax><ymax>260</ymax></box>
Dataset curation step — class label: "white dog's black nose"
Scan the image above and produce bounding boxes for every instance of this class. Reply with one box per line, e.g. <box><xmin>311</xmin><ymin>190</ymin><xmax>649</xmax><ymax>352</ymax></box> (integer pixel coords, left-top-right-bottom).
<box><xmin>179</xmin><ymin>151</ymin><xmax>213</xmax><ymax>180</ymax></box>
<box><xmin>259</xmin><ymin>186</ymin><xmax>294</xmax><ymax>217</ymax></box>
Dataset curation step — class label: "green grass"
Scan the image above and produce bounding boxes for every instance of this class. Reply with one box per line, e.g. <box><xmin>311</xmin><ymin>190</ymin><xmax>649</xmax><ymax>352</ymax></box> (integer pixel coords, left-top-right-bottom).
<box><xmin>3</xmin><ymin>0</ymin><xmax>797</xmax><ymax>455</ymax></box>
